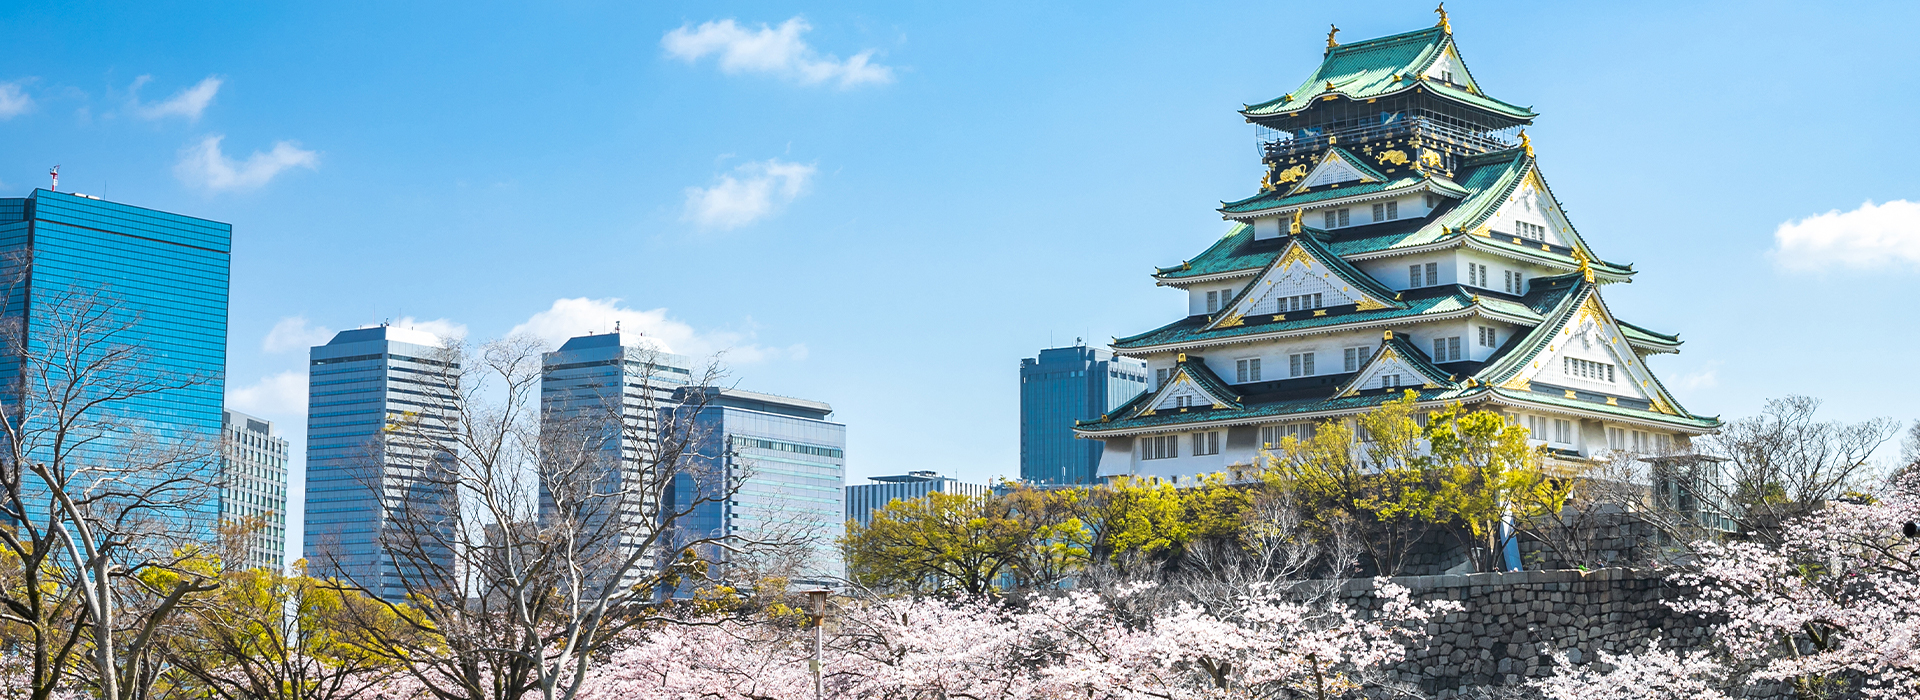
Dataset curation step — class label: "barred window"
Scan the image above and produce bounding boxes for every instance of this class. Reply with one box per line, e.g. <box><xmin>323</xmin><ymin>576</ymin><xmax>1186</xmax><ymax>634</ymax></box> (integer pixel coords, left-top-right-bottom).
<box><xmin>1278</xmin><ymin>293</ymin><xmax>1323</xmax><ymax>312</ymax></box>
<box><xmin>1432</xmin><ymin>336</ymin><xmax>1461</xmax><ymax>362</ymax></box>
<box><xmin>1289</xmin><ymin>352</ymin><xmax>1316</xmax><ymax>377</ymax></box>
<box><xmin>1371</xmin><ymin>200</ymin><xmax>1399</xmax><ymax>222</ymax></box>
<box><xmin>1343</xmin><ymin>345</ymin><xmax>1373</xmax><ymax>372</ymax></box>
<box><xmin>1236</xmin><ymin>358</ymin><xmax>1262</xmax><ymax>383</ymax></box>
<box><xmin>1206</xmin><ymin>291</ymin><xmax>1219</xmax><ymax>313</ymax></box>
<box><xmin>1516</xmin><ymin>221</ymin><xmax>1547</xmax><ymax>241</ymax></box>
<box><xmin>1142</xmin><ymin>435</ymin><xmax>1178</xmax><ymax>460</ymax></box>
<box><xmin>1192</xmin><ymin>431</ymin><xmax>1221</xmax><ymax>455</ymax></box>
<box><xmin>1565</xmin><ymin>357</ymin><xmax>1615</xmax><ymax>382</ymax></box>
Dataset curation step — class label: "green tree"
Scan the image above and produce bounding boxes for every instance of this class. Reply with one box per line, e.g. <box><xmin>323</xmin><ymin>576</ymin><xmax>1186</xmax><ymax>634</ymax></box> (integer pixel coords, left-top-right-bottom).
<box><xmin>159</xmin><ymin>561</ymin><xmax>400</xmax><ymax>700</ymax></box>
<box><xmin>843</xmin><ymin>491</ymin><xmax>1024</xmax><ymax>596</ymax></box>
<box><xmin>1425</xmin><ymin>404</ymin><xmax>1556</xmax><ymax>573</ymax></box>
<box><xmin>1265</xmin><ymin>391</ymin><xmax>1442</xmax><ymax>576</ymax></box>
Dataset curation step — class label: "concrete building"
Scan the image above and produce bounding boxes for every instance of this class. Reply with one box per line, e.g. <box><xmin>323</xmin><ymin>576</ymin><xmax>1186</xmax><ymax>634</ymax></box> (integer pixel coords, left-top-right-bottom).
<box><xmin>845</xmin><ymin>471</ymin><xmax>991</xmax><ymax>528</ymax></box>
<box><xmin>1019</xmin><ymin>344</ymin><xmax>1148</xmax><ymax>485</ymax></box>
<box><xmin>671</xmin><ymin>388</ymin><xmax>845</xmax><ymax>586</ymax></box>
<box><xmin>538</xmin><ymin>332</ymin><xmax>692</xmax><ymax>585</ymax></box>
<box><xmin>221</xmin><ymin>409</ymin><xmax>290</xmax><ymax>570</ymax></box>
<box><xmin>0</xmin><ymin>190</ymin><xmax>231</xmax><ymax>534</ymax></box>
<box><xmin>304</xmin><ymin>326</ymin><xmax>459</xmax><ymax>601</ymax></box>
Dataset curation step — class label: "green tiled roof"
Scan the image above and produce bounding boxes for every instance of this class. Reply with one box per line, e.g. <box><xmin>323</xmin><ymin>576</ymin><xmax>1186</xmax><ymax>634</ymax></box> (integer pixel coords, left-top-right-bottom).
<box><xmin>1084</xmin><ymin>386</ymin><xmax>1473</xmax><ymax>434</ymax></box>
<box><xmin>1489</xmin><ymin>388</ymin><xmax>1720</xmax><ymax>430</ymax></box>
<box><xmin>1115</xmin><ymin>288</ymin><xmax>1493</xmax><ymax>350</ymax></box>
<box><xmin>1619</xmin><ymin>320</ymin><xmax>1682</xmax><ymax>352</ymax></box>
<box><xmin>1240</xmin><ymin>26</ymin><xmax>1535</xmax><ymax>122</ymax></box>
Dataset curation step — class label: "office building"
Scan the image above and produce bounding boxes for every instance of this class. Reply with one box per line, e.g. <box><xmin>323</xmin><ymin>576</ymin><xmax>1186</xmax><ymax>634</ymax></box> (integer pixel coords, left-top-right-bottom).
<box><xmin>221</xmin><ymin>409</ymin><xmax>289</xmax><ymax>570</ymax></box>
<box><xmin>671</xmin><ymin>388</ymin><xmax>845</xmax><ymax>586</ymax></box>
<box><xmin>1074</xmin><ymin>18</ymin><xmax>1719</xmax><ymax>484</ymax></box>
<box><xmin>304</xmin><ymin>326</ymin><xmax>459</xmax><ymax>601</ymax></box>
<box><xmin>538</xmin><ymin>332</ymin><xmax>692</xmax><ymax>585</ymax></box>
<box><xmin>845</xmin><ymin>471</ymin><xmax>990</xmax><ymax>528</ymax></box>
<box><xmin>1019</xmin><ymin>344</ymin><xmax>1148</xmax><ymax>485</ymax></box>
<box><xmin>0</xmin><ymin>190</ymin><xmax>230</xmax><ymax>533</ymax></box>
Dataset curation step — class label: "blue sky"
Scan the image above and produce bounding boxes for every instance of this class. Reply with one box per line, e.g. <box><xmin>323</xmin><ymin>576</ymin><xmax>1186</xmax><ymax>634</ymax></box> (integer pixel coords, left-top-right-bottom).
<box><xmin>4</xmin><ymin>1</ymin><xmax>1919</xmax><ymax>551</ymax></box>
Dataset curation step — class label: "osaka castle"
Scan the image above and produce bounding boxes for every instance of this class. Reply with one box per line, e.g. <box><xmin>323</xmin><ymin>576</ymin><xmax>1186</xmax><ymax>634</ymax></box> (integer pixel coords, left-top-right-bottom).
<box><xmin>1074</xmin><ymin>14</ymin><xmax>1719</xmax><ymax>484</ymax></box>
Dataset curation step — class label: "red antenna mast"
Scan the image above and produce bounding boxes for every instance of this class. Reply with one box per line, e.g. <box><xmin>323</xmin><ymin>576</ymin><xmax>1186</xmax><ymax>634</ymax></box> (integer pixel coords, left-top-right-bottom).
<box><xmin>49</xmin><ymin>166</ymin><xmax>59</xmax><ymax>192</ymax></box>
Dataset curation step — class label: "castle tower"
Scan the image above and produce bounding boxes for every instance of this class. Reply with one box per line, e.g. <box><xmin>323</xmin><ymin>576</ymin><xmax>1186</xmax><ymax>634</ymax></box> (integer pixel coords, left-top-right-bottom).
<box><xmin>1075</xmin><ymin>16</ymin><xmax>1718</xmax><ymax>484</ymax></box>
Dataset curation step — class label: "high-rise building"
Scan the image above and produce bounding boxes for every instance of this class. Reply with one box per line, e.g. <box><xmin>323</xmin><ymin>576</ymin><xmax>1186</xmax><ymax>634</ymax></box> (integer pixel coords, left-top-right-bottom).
<box><xmin>538</xmin><ymin>332</ymin><xmax>692</xmax><ymax>584</ymax></box>
<box><xmin>221</xmin><ymin>409</ymin><xmax>289</xmax><ymax>570</ymax></box>
<box><xmin>671</xmin><ymin>388</ymin><xmax>845</xmax><ymax>586</ymax></box>
<box><xmin>845</xmin><ymin>471</ymin><xmax>990</xmax><ymax>528</ymax></box>
<box><xmin>304</xmin><ymin>326</ymin><xmax>459</xmax><ymax>601</ymax></box>
<box><xmin>1074</xmin><ymin>18</ymin><xmax>1720</xmax><ymax>485</ymax></box>
<box><xmin>0</xmin><ymin>190</ymin><xmax>231</xmax><ymax>533</ymax></box>
<box><xmin>1019</xmin><ymin>344</ymin><xmax>1148</xmax><ymax>485</ymax></box>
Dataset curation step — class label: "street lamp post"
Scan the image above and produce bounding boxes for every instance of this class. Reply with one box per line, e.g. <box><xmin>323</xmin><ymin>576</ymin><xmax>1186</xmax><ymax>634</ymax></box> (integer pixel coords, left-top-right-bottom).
<box><xmin>804</xmin><ymin>588</ymin><xmax>831</xmax><ymax>700</ymax></box>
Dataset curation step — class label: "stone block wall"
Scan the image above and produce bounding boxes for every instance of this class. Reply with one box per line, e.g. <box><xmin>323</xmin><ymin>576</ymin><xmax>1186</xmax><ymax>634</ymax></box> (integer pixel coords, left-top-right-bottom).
<box><xmin>1337</xmin><ymin>568</ymin><xmax>1716</xmax><ymax>698</ymax></box>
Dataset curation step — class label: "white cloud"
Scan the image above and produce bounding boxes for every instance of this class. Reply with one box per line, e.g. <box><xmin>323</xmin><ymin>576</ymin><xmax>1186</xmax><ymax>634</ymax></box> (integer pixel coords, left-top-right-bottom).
<box><xmin>510</xmin><ymin>298</ymin><xmax>805</xmax><ymax>364</ymax></box>
<box><xmin>227</xmin><ymin>370</ymin><xmax>307</xmax><ymax>418</ymax></box>
<box><xmin>662</xmin><ymin>17</ymin><xmax>893</xmax><ymax>88</ymax></box>
<box><xmin>388</xmin><ymin>316</ymin><xmax>469</xmax><ymax>344</ymax></box>
<box><xmin>0</xmin><ymin>82</ymin><xmax>33</xmax><ymax>119</ymax></box>
<box><xmin>1672</xmin><ymin>362</ymin><xmax>1719</xmax><ymax>392</ymax></box>
<box><xmin>175</xmin><ymin>135</ymin><xmax>318</xmax><ymax>191</ymax></box>
<box><xmin>130</xmin><ymin>75</ymin><xmax>222</xmax><ymax>121</ymax></box>
<box><xmin>1772</xmin><ymin>199</ymin><xmax>1920</xmax><ymax>272</ymax></box>
<box><xmin>683</xmin><ymin>158</ymin><xmax>815</xmax><ymax>229</ymax></box>
<box><xmin>263</xmin><ymin>315</ymin><xmax>335</xmax><ymax>353</ymax></box>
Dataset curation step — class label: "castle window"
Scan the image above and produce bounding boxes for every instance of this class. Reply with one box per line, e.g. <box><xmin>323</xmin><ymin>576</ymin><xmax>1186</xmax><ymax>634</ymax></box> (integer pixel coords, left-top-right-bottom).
<box><xmin>1424</xmin><ymin>193</ymin><xmax>1441</xmax><ymax>208</ymax></box>
<box><xmin>1236</xmin><ymin>358</ymin><xmax>1262</xmax><ymax>383</ymax></box>
<box><xmin>1143</xmin><ymin>435</ymin><xmax>1178</xmax><ymax>460</ymax></box>
<box><xmin>1174</xmin><ymin>395</ymin><xmax>1193</xmax><ymax>409</ymax></box>
<box><xmin>1381</xmin><ymin>373</ymin><xmax>1401</xmax><ymax>389</ymax></box>
<box><xmin>1322</xmin><ymin>208</ymin><xmax>1351</xmax><ymax>228</ymax></box>
<box><xmin>1554</xmin><ymin>419</ymin><xmax>1574</xmax><ymax>444</ymax></box>
<box><xmin>1504</xmin><ymin>270</ymin><xmax>1524</xmax><ymax>294</ymax></box>
<box><xmin>1565</xmin><ymin>357</ymin><xmax>1615</xmax><ymax>382</ymax></box>
<box><xmin>1478</xmin><ymin>326</ymin><xmax>1497</xmax><ymax>348</ymax></box>
<box><xmin>1279</xmin><ymin>293</ymin><xmax>1322</xmax><ymax>311</ymax></box>
<box><xmin>1343</xmin><ymin>346</ymin><xmax>1373</xmax><ymax>372</ymax></box>
<box><xmin>1206</xmin><ymin>291</ymin><xmax>1219</xmax><ymax>313</ymax></box>
<box><xmin>1467</xmin><ymin>263</ymin><xmax>1488</xmax><ymax>287</ymax></box>
<box><xmin>1516</xmin><ymin>221</ymin><xmax>1546</xmax><ymax>241</ymax></box>
<box><xmin>1432</xmin><ymin>337</ymin><xmax>1461</xmax><ymax>362</ymax></box>
<box><xmin>1371</xmin><ymin>201</ymin><xmax>1399</xmax><ymax>222</ymax></box>
<box><xmin>1261</xmin><ymin>423</ymin><xmax>1316</xmax><ymax>447</ymax></box>
<box><xmin>1192</xmin><ymin>431</ymin><xmax>1221</xmax><ymax>456</ymax></box>
<box><xmin>1407</xmin><ymin>262</ymin><xmax>1439</xmax><ymax>287</ymax></box>
<box><xmin>1289</xmin><ymin>352</ymin><xmax>1316</xmax><ymax>377</ymax></box>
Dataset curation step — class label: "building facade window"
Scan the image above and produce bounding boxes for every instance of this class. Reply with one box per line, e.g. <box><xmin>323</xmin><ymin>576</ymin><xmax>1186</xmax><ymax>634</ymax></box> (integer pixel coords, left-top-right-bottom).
<box><xmin>1289</xmin><ymin>352</ymin><xmax>1316</xmax><ymax>377</ymax></box>
<box><xmin>1279</xmin><ymin>293</ymin><xmax>1323</xmax><ymax>312</ymax></box>
<box><xmin>1477</xmin><ymin>326</ymin><xmax>1497</xmax><ymax>348</ymax></box>
<box><xmin>1260</xmin><ymin>423</ymin><xmax>1315</xmax><ymax>447</ymax></box>
<box><xmin>1236</xmin><ymin>358</ymin><xmax>1262</xmax><ymax>383</ymax></box>
<box><xmin>1504</xmin><ymin>269</ymin><xmax>1524</xmax><ymax>294</ymax></box>
<box><xmin>1156</xmin><ymin>368</ymin><xmax>1170</xmax><ymax>389</ymax></box>
<box><xmin>1343</xmin><ymin>346</ymin><xmax>1373</xmax><ymax>372</ymax></box>
<box><xmin>1432</xmin><ymin>336</ymin><xmax>1461</xmax><ymax>362</ymax></box>
<box><xmin>1192</xmin><ymin>431</ymin><xmax>1221</xmax><ymax>455</ymax></box>
<box><xmin>1206</xmin><ymin>291</ymin><xmax>1219</xmax><ymax>313</ymax></box>
<box><xmin>1554</xmin><ymin>419</ymin><xmax>1574</xmax><ymax>444</ymax></box>
<box><xmin>1467</xmin><ymin>263</ymin><xmax>1488</xmax><ymax>287</ymax></box>
<box><xmin>1516</xmin><ymin>221</ymin><xmax>1546</xmax><ymax>241</ymax></box>
<box><xmin>1371</xmin><ymin>201</ymin><xmax>1399</xmax><ymax>222</ymax></box>
<box><xmin>1565</xmin><ymin>357</ymin><xmax>1615</xmax><ymax>382</ymax></box>
<box><xmin>1142</xmin><ymin>435</ymin><xmax>1178</xmax><ymax>460</ymax></box>
<box><xmin>1381</xmin><ymin>373</ymin><xmax>1401</xmax><ymax>389</ymax></box>
<box><xmin>1322</xmin><ymin>208</ymin><xmax>1351</xmax><ymax>228</ymax></box>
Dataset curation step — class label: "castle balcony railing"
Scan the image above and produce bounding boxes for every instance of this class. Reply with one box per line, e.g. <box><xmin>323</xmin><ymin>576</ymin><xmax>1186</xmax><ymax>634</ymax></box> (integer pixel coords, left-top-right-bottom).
<box><xmin>1258</xmin><ymin>117</ymin><xmax>1519</xmax><ymax>162</ymax></box>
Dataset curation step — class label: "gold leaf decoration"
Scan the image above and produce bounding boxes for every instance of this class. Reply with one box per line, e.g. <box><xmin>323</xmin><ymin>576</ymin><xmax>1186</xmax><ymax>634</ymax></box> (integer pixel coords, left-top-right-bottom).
<box><xmin>1376</xmin><ymin>149</ymin><xmax>1410</xmax><ymax>166</ymax></box>
<box><xmin>1275</xmin><ymin>165</ymin><xmax>1307</xmax><ymax>184</ymax></box>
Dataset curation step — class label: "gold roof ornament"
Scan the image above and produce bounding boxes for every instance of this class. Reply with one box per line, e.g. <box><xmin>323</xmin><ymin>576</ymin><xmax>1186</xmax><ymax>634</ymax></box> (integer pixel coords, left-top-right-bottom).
<box><xmin>1326</xmin><ymin>24</ymin><xmax>1340</xmax><ymax>50</ymax></box>
<box><xmin>1436</xmin><ymin>3</ymin><xmax>1451</xmax><ymax>33</ymax></box>
<box><xmin>1383</xmin><ymin>330</ymin><xmax>1394</xmax><ymax>340</ymax></box>
<box><xmin>1177</xmin><ymin>352</ymin><xmax>1187</xmax><ymax>362</ymax></box>
<box><xmin>1519</xmin><ymin>129</ymin><xmax>1534</xmax><ymax>157</ymax></box>
<box><xmin>1579</xmin><ymin>257</ymin><xmax>1595</xmax><ymax>283</ymax></box>
<box><xmin>1288</xmin><ymin>209</ymin><xmax>1302</xmax><ymax>234</ymax></box>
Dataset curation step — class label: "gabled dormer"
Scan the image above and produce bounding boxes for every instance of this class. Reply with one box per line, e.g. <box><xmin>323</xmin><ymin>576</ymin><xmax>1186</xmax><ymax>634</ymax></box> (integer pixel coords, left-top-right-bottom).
<box><xmin>1283</xmin><ymin>148</ymin><xmax>1387</xmax><ymax>196</ymax></box>
<box><xmin>1476</xmin><ymin>274</ymin><xmax>1693</xmax><ymax>417</ymax></box>
<box><xmin>1333</xmin><ymin>330</ymin><xmax>1459</xmax><ymax>397</ymax></box>
<box><xmin>1204</xmin><ymin>231</ymin><xmax>1402</xmax><ymax>331</ymax></box>
<box><xmin>1132</xmin><ymin>354</ymin><xmax>1241</xmax><ymax>418</ymax></box>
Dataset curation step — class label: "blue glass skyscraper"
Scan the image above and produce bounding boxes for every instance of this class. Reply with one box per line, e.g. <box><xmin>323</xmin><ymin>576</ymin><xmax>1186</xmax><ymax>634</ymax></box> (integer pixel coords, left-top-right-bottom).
<box><xmin>539</xmin><ymin>332</ymin><xmax>691</xmax><ymax>584</ymax></box>
<box><xmin>1019</xmin><ymin>344</ymin><xmax>1148</xmax><ymax>485</ymax></box>
<box><xmin>304</xmin><ymin>326</ymin><xmax>459</xmax><ymax>601</ymax></box>
<box><xmin>671</xmin><ymin>388</ymin><xmax>845</xmax><ymax>585</ymax></box>
<box><xmin>0</xmin><ymin>190</ymin><xmax>230</xmax><ymax>533</ymax></box>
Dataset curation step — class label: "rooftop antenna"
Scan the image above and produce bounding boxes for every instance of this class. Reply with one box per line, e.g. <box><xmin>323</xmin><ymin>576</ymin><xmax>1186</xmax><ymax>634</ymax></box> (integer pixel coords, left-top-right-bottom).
<box><xmin>48</xmin><ymin>166</ymin><xmax>59</xmax><ymax>192</ymax></box>
<box><xmin>615</xmin><ymin>320</ymin><xmax>621</xmax><ymax>334</ymax></box>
